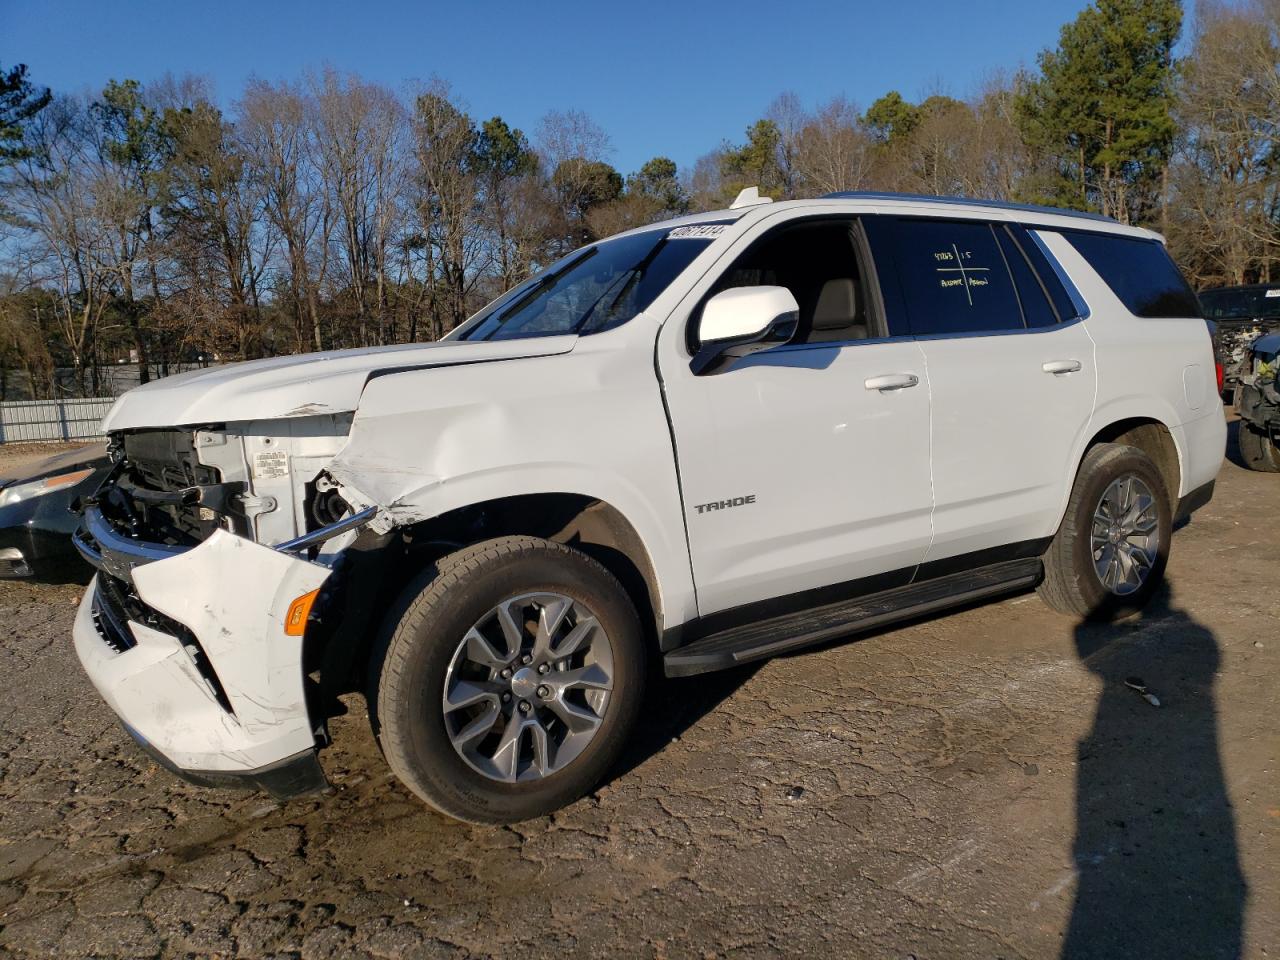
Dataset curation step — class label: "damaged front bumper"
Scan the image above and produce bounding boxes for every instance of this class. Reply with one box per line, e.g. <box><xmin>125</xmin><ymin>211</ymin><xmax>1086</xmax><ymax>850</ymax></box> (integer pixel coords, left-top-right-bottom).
<box><xmin>1237</xmin><ymin>379</ymin><xmax>1280</xmax><ymax>433</ymax></box>
<box><xmin>71</xmin><ymin>506</ymin><xmax>373</xmax><ymax>799</ymax></box>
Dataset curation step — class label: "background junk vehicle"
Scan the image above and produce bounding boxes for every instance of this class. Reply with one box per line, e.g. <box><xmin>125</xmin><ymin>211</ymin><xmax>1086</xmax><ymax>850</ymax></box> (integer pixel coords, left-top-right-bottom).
<box><xmin>69</xmin><ymin>191</ymin><xmax>1226</xmax><ymax>824</ymax></box>
<box><xmin>1236</xmin><ymin>333</ymin><xmax>1280</xmax><ymax>472</ymax></box>
<box><xmin>1198</xmin><ymin>284</ymin><xmax>1280</xmax><ymax>398</ymax></box>
<box><xmin>0</xmin><ymin>442</ymin><xmax>110</xmax><ymax>581</ymax></box>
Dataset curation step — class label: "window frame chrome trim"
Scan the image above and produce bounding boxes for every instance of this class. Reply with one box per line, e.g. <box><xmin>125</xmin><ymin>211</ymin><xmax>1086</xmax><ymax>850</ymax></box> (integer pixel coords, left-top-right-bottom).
<box><xmin>1027</xmin><ymin>230</ymin><xmax>1092</xmax><ymax>322</ymax></box>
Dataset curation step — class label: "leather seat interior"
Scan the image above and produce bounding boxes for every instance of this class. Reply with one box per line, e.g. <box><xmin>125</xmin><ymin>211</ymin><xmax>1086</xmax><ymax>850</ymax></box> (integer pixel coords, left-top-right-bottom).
<box><xmin>807</xmin><ymin>278</ymin><xmax>868</xmax><ymax>342</ymax></box>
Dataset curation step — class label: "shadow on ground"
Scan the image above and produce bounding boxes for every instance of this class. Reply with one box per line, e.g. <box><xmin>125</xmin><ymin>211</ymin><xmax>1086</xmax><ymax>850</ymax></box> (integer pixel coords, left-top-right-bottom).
<box><xmin>602</xmin><ymin>661</ymin><xmax>763</xmax><ymax>787</ymax></box>
<box><xmin>1224</xmin><ymin>416</ymin><xmax>1248</xmax><ymax>470</ymax></box>
<box><xmin>1064</xmin><ymin>587</ymin><xmax>1246</xmax><ymax>959</ymax></box>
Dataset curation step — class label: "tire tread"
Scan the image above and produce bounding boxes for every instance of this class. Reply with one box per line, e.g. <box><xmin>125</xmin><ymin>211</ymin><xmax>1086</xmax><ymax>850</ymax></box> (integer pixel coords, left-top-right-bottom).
<box><xmin>1038</xmin><ymin>443</ymin><xmax>1170</xmax><ymax>620</ymax></box>
<box><xmin>372</xmin><ymin>535</ymin><xmax>642</xmax><ymax>823</ymax></box>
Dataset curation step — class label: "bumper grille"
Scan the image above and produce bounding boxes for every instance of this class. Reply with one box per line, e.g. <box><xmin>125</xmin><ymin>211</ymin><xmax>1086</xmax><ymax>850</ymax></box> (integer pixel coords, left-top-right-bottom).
<box><xmin>90</xmin><ymin>575</ymin><xmax>235</xmax><ymax>715</ymax></box>
<box><xmin>91</xmin><ymin>576</ymin><xmax>142</xmax><ymax>660</ymax></box>
<box><xmin>92</xmin><ymin>574</ymin><xmax>140</xmax><ymax>652</ymax></box>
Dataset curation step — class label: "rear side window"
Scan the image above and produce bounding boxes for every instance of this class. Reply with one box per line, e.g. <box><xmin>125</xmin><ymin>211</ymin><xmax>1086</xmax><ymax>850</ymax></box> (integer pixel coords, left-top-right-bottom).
<box><xmin>995</xmin><ymin>227</ymin><xmax>1059</xmax><ymax>328</ymax></box>
<box><xmin>871</xmin><ymin>218</ymin><xmax>1025</xmax><ymax>335</ymax></box>
<box><xmin>1019</xmin><ymin>227</ymin><xmax>1084</xmax><ymax>322</ymax></box>
<box><xmin>1061</xmin><ymin>231</ymin><xmax>1200</xmax><ymax>318</ymax></box>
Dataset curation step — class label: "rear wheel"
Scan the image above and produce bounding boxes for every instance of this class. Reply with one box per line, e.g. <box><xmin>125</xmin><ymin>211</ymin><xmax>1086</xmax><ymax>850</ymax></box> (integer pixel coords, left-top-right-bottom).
<box><xmin>1238</xmin><ymin>422</ymin><xmax>1280</xmax><ymax>472</ymax></box>
<box><xmin>1038</xmin><ymin>443</ymin><xmax>1171</xmax><ymax>620</ymax></box>
<box><xmin>370</xmin><ymin>536</ymin><xmax>646</xmax><ymax>824</ymax></box>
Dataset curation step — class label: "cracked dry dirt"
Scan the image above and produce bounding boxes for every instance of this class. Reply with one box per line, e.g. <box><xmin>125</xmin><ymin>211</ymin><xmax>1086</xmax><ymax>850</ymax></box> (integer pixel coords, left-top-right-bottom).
<box><xmin>0</xmin><ymin>427</ymin><xmax>1276</xmax><ymax>959</ymax></box>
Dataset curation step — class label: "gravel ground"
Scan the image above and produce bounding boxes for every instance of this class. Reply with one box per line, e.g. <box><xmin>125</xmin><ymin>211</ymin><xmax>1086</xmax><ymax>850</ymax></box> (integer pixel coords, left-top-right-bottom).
<box><xmin>0</xmin><ymin>442</ymin><xmax>98</xmax><ymax>476</ymax></box>
<box><xmin>0</xmin><ymin>423</ymin><xmax>1275</xmax><ymax>959</ymax></box>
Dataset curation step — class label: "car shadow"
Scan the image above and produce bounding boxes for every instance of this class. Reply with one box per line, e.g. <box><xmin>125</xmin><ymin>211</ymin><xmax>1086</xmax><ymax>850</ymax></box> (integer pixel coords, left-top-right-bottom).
<box><xmin>599</xmin><ymin>661</ymin><xmax>763</xmax><ymax>788</ymax></box>
<box><xmin>1062</xmin><ymin>587</ymin><xmax>1245</xmax><ymax>959</ymax></box>
<box><xmin>1224</xmin><ymin>416</ymin><xmax>1248</xmax><ymax>469</ymax></box>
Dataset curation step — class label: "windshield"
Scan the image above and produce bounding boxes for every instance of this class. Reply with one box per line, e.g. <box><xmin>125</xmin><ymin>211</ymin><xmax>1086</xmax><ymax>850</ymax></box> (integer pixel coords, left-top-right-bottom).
<box><xmin>1199</xmin><ymin>287</ymin><xmax>1280</xmax><ymax>321</ymax></box>
<box><xmin>455</xmin><ymin>227</ymin><xmax>719</xmax><ymax>341</ymax></box>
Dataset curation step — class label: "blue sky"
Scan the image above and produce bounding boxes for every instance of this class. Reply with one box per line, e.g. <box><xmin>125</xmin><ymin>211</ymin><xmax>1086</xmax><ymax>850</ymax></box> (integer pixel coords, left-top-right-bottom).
<box><xmin>4</xmin><ymin>0</ymin><xmax>1094</xmax><ymax>174</ymax></box>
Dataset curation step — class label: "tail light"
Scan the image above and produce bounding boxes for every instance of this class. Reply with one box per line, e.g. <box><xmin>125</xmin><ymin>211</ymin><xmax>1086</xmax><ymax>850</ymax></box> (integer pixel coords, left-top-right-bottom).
<box><xmin>1215</xmin><ymin>362</ymin><xmax>1224</xmax><ymax>394</ymax></box>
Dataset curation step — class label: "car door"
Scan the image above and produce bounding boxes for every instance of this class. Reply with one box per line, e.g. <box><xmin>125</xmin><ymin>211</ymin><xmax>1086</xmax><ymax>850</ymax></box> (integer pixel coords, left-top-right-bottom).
<box><xmin>865</xmin><ymin>216</ymin><xmax>1097</xmax><ymax>565</ymax></box>
<box><xmin>657</xmin><ymin>215</ymin><xmax>934</xmax><ymax>618</ymax></box>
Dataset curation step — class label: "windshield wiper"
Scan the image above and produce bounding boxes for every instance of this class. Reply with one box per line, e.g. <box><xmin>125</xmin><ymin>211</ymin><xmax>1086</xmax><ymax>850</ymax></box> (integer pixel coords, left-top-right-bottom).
<box><xmin>478</xmin><ymin>247</ymin><xmax>599</xmax><ymax>340</ymax></box>
<box><xmin>573</xmin><ymin>239</ymin><xmax>667</xmax><ymax>335</ymax></box>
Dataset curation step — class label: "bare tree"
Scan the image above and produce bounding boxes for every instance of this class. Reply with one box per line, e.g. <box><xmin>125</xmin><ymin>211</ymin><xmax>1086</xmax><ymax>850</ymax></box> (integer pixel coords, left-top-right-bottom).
<box><xmin>240</xmin><ymin>78</ymin><xmax>328</xmax><ymax>351</ymax></box>
<box><xmin>409</xmin><ymin>82</ymin><xmax>481</xmax><ymax>337</ymax></box>
<box><xmin>160</xmin><ymin>100</ymin><xmax>275</xmax><ymax>359</ymax></box>
<box><xmin>1166</xmin><ymin>1</ymin><xmax>1280</xmax><ymax>284</ymax></box>
<box><xmin>7</xmin><ymin>95</ymin><xmax>114</xmax><ymax>391</ymax></box>
<box><xmin>537</xmin><ymin>109</ymin><xmax>620</xmax><ymax>245</ymax></box>
<box><xmin>795</xmin><ymin>97</ymin><xmax>874</xmax><ymax>195</ymax></box>
<box><xmin>309</xmin><ymin>68</ymin><xmax>405</xmax><ymax>347</ymax></box>
<box><xmin>766</xmin><ymin>92</ymin><xmax>807</xmax><ymax>198</ymax></box>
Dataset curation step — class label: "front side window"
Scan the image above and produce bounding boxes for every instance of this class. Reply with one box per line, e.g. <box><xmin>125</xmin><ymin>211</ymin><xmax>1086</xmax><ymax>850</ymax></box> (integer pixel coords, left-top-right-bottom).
<box><xmin>1061</xmin><ymin>230</ymin><xmax>1200</xmax><ymax>319</ymax></box>
<box><xmin>696</xmin><ymin>218</ymin><xmax>878</xmax><ymax>347</ymax></box>
<box><xmin>456</xmin><ymin>227</ymin><xmax>716</xmax><ymax>342</ymax></box>
<box><xmin>871</xmin><ymin>218</ymin><xmax>1025</xmax><ymax>336</ymax></box>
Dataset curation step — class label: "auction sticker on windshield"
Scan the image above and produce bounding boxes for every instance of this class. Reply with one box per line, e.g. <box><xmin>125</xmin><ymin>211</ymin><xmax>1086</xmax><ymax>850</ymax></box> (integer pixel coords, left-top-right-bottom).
<box><xmin>667</xmin><ymin>224</ymin><xmax>728</xmax><ymax>240</ymax></box>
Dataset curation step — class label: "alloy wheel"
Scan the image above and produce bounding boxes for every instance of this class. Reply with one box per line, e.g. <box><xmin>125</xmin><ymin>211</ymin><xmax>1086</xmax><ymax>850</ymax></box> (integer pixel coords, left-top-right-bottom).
<box><xmin>1090</xmin><ymin>474</ymin><xmax>1160</xmax><ymax>596</ymax></box>
<box><xmin>441</xmin><ymin>592</ymin><xmax>614</xmax><ymax>782</ymax></box>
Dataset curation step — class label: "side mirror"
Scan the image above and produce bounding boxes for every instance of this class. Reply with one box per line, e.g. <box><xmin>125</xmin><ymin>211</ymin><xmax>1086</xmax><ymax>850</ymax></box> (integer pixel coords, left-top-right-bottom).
<box><xmin>691</xmin><ymin>285</ymin><xmax>799</xmax><ymax>374</ymax></box>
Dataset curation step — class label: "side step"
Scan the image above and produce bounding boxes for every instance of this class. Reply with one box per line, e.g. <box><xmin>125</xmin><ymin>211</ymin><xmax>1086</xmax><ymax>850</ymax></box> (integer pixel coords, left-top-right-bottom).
<box><xmin>663</xmin><ymin>558</ymin><xmax>1042</xmax><ymax>677</ymax></box>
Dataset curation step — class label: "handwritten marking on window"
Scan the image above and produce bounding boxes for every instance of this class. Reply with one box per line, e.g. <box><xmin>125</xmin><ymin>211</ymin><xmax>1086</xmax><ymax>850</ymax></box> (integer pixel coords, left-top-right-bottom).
<box><xmin>933</xmin><ymin>243</ymin><xmax>990</xmax><ymax>307</ymax></box>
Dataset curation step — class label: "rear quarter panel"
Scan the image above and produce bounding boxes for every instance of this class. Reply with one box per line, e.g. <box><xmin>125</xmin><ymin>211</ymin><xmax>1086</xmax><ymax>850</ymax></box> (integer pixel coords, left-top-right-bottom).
<box><xmin>1037</xmin><ymin>231</ymin><xmax>1226</xmax><ymax>501</ymax></box>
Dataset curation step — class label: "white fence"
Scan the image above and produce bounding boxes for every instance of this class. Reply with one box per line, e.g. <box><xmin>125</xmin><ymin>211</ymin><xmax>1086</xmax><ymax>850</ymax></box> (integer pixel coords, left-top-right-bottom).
<box><xmin>0</xmin><ymin>398</ymin><xmax>115</xmax><ymax>443</ymax></box>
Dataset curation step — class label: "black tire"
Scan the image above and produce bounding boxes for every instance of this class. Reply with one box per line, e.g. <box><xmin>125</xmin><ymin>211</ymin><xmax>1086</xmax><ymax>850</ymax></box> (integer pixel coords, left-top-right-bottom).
<box><xmin>1238</xmin><ymin>422</ymin><xmax>1280</xmax><ymax>472</ymax></box>
<box><xmin>1038</xmin><ymin>443</ymin><xmax>1172</xmax><ymax>621</ymax></box>
<box><xmin>369</xmin><ymin>535</ymin><xmax>646</xmax><ymax>824</ymax></box>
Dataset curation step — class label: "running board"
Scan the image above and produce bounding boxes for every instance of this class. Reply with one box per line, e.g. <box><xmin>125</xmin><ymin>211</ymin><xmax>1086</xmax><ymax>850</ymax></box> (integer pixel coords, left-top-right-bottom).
<box><xmin>663</xmin><ymin>558</ymin><xmax>1043</xmax><ymax>677</ymax></box>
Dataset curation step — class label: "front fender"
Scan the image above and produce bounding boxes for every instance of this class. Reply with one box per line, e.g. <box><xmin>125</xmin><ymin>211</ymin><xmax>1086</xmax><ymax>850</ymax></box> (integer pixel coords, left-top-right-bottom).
<box><xmin>325</xmin><ymin>335</ymin><xmax>698</xmax><ymax>630</ymax></box>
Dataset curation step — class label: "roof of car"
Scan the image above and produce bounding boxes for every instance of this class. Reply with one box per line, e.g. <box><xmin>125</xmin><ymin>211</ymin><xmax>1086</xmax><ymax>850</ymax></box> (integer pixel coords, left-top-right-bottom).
<box><xmin>820</xmin><ymin>191</ymin><xmax>1120</xmax><ymax>224</ymax></box>
<box><xmin>618</xmin><ymin>190</ymin><xmax>1160</xmax><ymax>242</ymax></box>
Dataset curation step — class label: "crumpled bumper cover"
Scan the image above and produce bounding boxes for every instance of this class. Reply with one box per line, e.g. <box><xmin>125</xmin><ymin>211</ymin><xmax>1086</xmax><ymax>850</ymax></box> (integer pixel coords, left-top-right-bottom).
<box><xmin>73</xmin><ymin>529</ymin><xmax>332</xmax><ymax>798</ymax></box>
<box><xmin>1237</xmin><ymin>380</ymin><xmax>1279</xmax><ymax>431</ymax></box>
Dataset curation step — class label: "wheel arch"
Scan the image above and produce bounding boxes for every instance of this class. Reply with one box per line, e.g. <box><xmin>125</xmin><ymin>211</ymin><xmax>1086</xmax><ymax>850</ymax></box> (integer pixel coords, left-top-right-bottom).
<box><xmin>396</xmin><ymin>492</ymin><xmax>665</xmax><ymax>650</ymax></box>
<box><xmin>1081</xmin><ymin>417</ymin><xmax>1182</xmax><ymax>511</ymax></box>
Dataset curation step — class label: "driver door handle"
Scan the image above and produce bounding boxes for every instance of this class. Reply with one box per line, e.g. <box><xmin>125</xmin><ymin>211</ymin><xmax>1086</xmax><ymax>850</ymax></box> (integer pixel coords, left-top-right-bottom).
<box><xmin>1043</xmin><ymin>359</ymin><xmax>1082</xmax><ymax>375</ymax></box>
<box><xmin>864</xmin><ymin>373</ymin><xmax>920</xmax><ymax>392</ymax></box>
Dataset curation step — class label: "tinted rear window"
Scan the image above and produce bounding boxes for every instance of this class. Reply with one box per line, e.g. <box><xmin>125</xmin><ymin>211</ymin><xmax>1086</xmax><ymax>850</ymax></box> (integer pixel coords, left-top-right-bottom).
<box><xmin>995</xmin><ymin>227</ymin><xmax>1058</xmax><ymax>328</ymax></box>
<box><xmin>1015</xmin><ymin>226</ymin><xmax>1081</xmax><ymax>322</ymax></box>
<box><xmin>876</xmin><ymin>219</ymin><xmax>1025</xmax><ymax>336</ymax></box>
<box><xmin>1062</xmin><ymin>231</ymin><xmax>1200</xmax><ymax>318</ymax></box>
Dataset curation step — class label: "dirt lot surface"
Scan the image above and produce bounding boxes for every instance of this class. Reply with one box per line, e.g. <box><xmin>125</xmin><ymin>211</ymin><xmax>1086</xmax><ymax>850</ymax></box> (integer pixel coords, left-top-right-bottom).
<box><xmin>0</xmin><ymin>423</ymin><xmax>1276</xmax><ymax>959</ymax></box>
<box><xmin>0</xmin><ymin>442</ymin><xmax>98</xmax><ymax>476</ymax></box>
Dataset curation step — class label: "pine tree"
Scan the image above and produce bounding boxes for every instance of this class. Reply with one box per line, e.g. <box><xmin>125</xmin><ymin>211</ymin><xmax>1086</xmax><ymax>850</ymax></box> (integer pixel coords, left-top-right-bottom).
<box><xmin>0</xmin><ymin>62</ymin><xmax>51</xmax><ymax>165</ymax></box>
<box><xmin>1017</xmin><ymin>0</ymin><xmax>1181</xmax><ymax>223</ymax></box>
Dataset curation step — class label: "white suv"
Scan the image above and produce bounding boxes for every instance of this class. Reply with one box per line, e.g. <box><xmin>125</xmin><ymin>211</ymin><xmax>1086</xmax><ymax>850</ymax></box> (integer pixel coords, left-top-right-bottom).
<box><xmin>71</xmin><ymin>191</ymin><xmax>1225</xmax><ymax>822</ymax></box>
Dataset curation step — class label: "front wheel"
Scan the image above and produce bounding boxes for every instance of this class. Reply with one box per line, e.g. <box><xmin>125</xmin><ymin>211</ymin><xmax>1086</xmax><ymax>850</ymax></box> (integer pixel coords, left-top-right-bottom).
<box><xmin>1038</xmin><ymin>443</ymin><xmax>1172</xmax><ymax>620</ymax></box>
<box><xmin>1238</xmin><ymin>422</ymin><xmax>1280</xmax><ymax>472</ymax></box>
<box><xmin>370</xmin><ymin>536</ymin><xmax>646</xmax><ymax>824</ymax></box>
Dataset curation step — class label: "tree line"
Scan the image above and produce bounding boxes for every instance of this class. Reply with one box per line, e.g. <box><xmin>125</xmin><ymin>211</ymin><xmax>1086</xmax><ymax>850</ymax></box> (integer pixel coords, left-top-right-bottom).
<box><xmin>1</xmin><ymin>0</ymin><xmax>1277</xmax><ymax>399</ymax></box>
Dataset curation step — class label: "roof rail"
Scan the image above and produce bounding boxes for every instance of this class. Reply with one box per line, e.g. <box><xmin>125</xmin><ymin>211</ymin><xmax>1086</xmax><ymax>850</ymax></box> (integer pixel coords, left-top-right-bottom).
<box><xmin>819</xmin><ymin>191</ymin><xmax>1119</xmax><ymax>224</ymax></box>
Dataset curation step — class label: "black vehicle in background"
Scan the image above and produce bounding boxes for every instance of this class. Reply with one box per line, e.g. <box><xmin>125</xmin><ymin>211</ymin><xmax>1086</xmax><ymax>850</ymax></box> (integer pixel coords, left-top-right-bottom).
<box><xmin>1199</xmin><ymin>284</ymin><xmax>1280</xmax><ymax>398</ymax></box>
<box><xmin>0</xmin><ymin>442</ymin><xmax>110</xmax><ymax>581</ymax></box>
